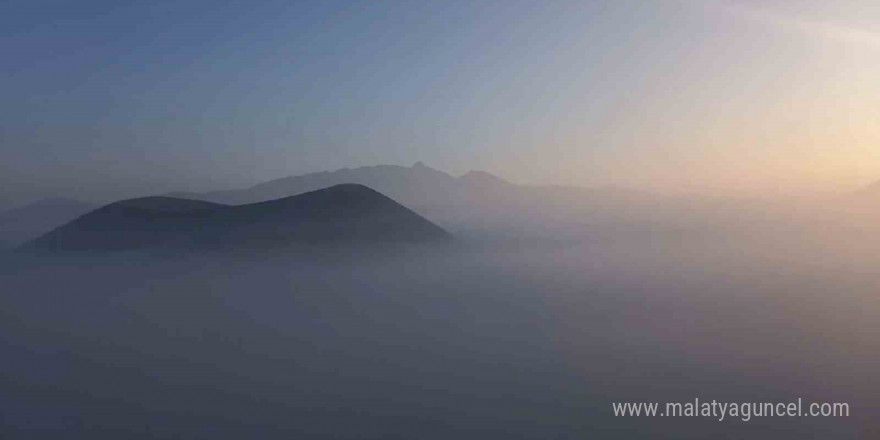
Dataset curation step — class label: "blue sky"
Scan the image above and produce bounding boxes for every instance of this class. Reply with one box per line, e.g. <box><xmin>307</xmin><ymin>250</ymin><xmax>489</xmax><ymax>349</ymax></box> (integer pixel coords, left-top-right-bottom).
<box><xmin>3</xmin><ymin>0</ymin><xmax>879</xmax><ymax>205</ymax></box>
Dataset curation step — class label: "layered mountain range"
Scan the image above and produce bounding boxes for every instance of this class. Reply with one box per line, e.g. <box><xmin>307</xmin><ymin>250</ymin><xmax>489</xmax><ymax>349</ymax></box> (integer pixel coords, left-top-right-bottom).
<box><xmin>167</xmin><ymin>162</ymin><xmax>660</xmax><ymax>238</ymax></box>
<box><xmin>8</xmin><ymin>164</ymin><xmax>880</xmax><ymax>251</ymax></box>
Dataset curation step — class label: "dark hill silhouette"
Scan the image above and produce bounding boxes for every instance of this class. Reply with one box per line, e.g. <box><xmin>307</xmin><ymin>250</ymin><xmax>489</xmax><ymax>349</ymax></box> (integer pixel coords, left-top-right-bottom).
<box><xmin>24</xmin><ymin>185</ymin><xmax>451</xmax><ymax>252</ymax></box>
<box><xmin>0</xmin><ymin>198</ymin><xmax>96</xmax><ymax>248</ymax></box>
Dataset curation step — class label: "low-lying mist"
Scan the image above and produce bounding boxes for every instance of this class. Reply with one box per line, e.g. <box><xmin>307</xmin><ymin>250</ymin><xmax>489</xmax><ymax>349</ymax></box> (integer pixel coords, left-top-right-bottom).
<box><xmin>1</xmin><ymin>205</ymin><xmax>878</xmax><ymax>439</ymax></box>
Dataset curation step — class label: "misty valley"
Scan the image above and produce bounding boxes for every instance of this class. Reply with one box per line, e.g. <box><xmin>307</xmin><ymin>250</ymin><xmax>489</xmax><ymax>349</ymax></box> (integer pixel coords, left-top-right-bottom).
<box><xmin>6</xmin><ymin>1</ymin><xmax>880</xmax><ymax>437</ymax></box>
<box><xmin>1</xmin><ymin>164</ymin><xmax>878</xmax><ymax>439</ymax></box>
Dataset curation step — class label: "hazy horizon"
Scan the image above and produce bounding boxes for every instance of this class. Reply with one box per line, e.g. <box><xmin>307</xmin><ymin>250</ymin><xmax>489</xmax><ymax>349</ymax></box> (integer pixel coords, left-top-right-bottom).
<box><xmin>4</xmin><ymin>0</ymin><xmax>880</xmax><ymax>207</ymax></box>
<box><xmin>2</xmin><ymin>159</ymin><xmax>874</xmax><ymax>210</ymax></box>
<box><xmin>2</xmin><ymin>2</ymin><xmax>879</xmax><ymax>438</ymax></box>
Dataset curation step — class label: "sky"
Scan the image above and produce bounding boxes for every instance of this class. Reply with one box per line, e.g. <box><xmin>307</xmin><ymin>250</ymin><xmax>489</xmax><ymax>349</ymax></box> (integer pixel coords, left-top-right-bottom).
<box><xmin>2</xmin><ymin>0</ymin><xmax>880</xmax><ymax>206</ymax></box>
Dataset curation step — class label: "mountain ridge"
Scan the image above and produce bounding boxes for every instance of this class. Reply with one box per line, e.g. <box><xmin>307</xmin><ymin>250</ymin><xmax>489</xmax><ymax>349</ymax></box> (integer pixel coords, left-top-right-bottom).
<box><xmin>162</xmin><ymin>162</ymin><xmax>668</xmax><ymax>239</ymax></box>
<box><xmin>24</xmin><ymin>184</ymin><xmax>451</xmax><ymax>252</ymax></box>
<box><xmin>167</xmin><ymin>162</ymin><xmax>510</xmax><ymax>206</ymax></box>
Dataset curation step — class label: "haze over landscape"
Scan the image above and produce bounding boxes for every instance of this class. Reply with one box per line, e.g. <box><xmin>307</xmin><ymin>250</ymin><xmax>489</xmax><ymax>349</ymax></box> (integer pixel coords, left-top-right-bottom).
<box><xmin>2</xmin><ymin>1</ymin><xmax>880</xmax><ymax>439</ymax></box>
<box><xmin>3</xmin><ymin>0</ymin><xmax>880</xmax><ymax>207</ymax></box>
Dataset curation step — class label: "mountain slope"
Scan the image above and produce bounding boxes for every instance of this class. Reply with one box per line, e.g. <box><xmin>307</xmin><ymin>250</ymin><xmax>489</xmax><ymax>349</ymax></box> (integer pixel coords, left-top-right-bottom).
<box><xmin>0</xmin><ymin>198</ymin><xmax>96</xmax><ymax>248</ymax></box>
<box><xmin>167</xmin><ymin>162</ymin><xmax>661</xmax><ymax>239</ymax></box>
<box><xmin>169</xmin><ymin>162</ymin><xmax>478</xmax><ymax>206</ymax></box>
<box><xmin>24</xmin><ymin>185</ymin><xmax>451</xmax><ymax>252</ymax></box>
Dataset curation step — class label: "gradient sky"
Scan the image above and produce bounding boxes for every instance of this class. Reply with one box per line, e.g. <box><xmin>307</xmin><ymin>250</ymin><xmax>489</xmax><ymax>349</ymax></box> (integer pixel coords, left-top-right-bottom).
<box><xmin>2</xmin><ymin>0</ymin><xmax>879</xmax><ymax>206</ymax></box>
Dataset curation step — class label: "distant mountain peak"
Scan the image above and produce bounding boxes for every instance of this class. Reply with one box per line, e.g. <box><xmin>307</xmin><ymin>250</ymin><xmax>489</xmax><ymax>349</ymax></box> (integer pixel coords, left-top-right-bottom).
<box><xmin>459</xmin><ymin>169</ymin><xmax>513</xmax><ymax>186</ymax></box>
<box><xmin>164</xmin><ymin>163</ymin><xmax>525</xmax><ymax>207</ymax></box>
